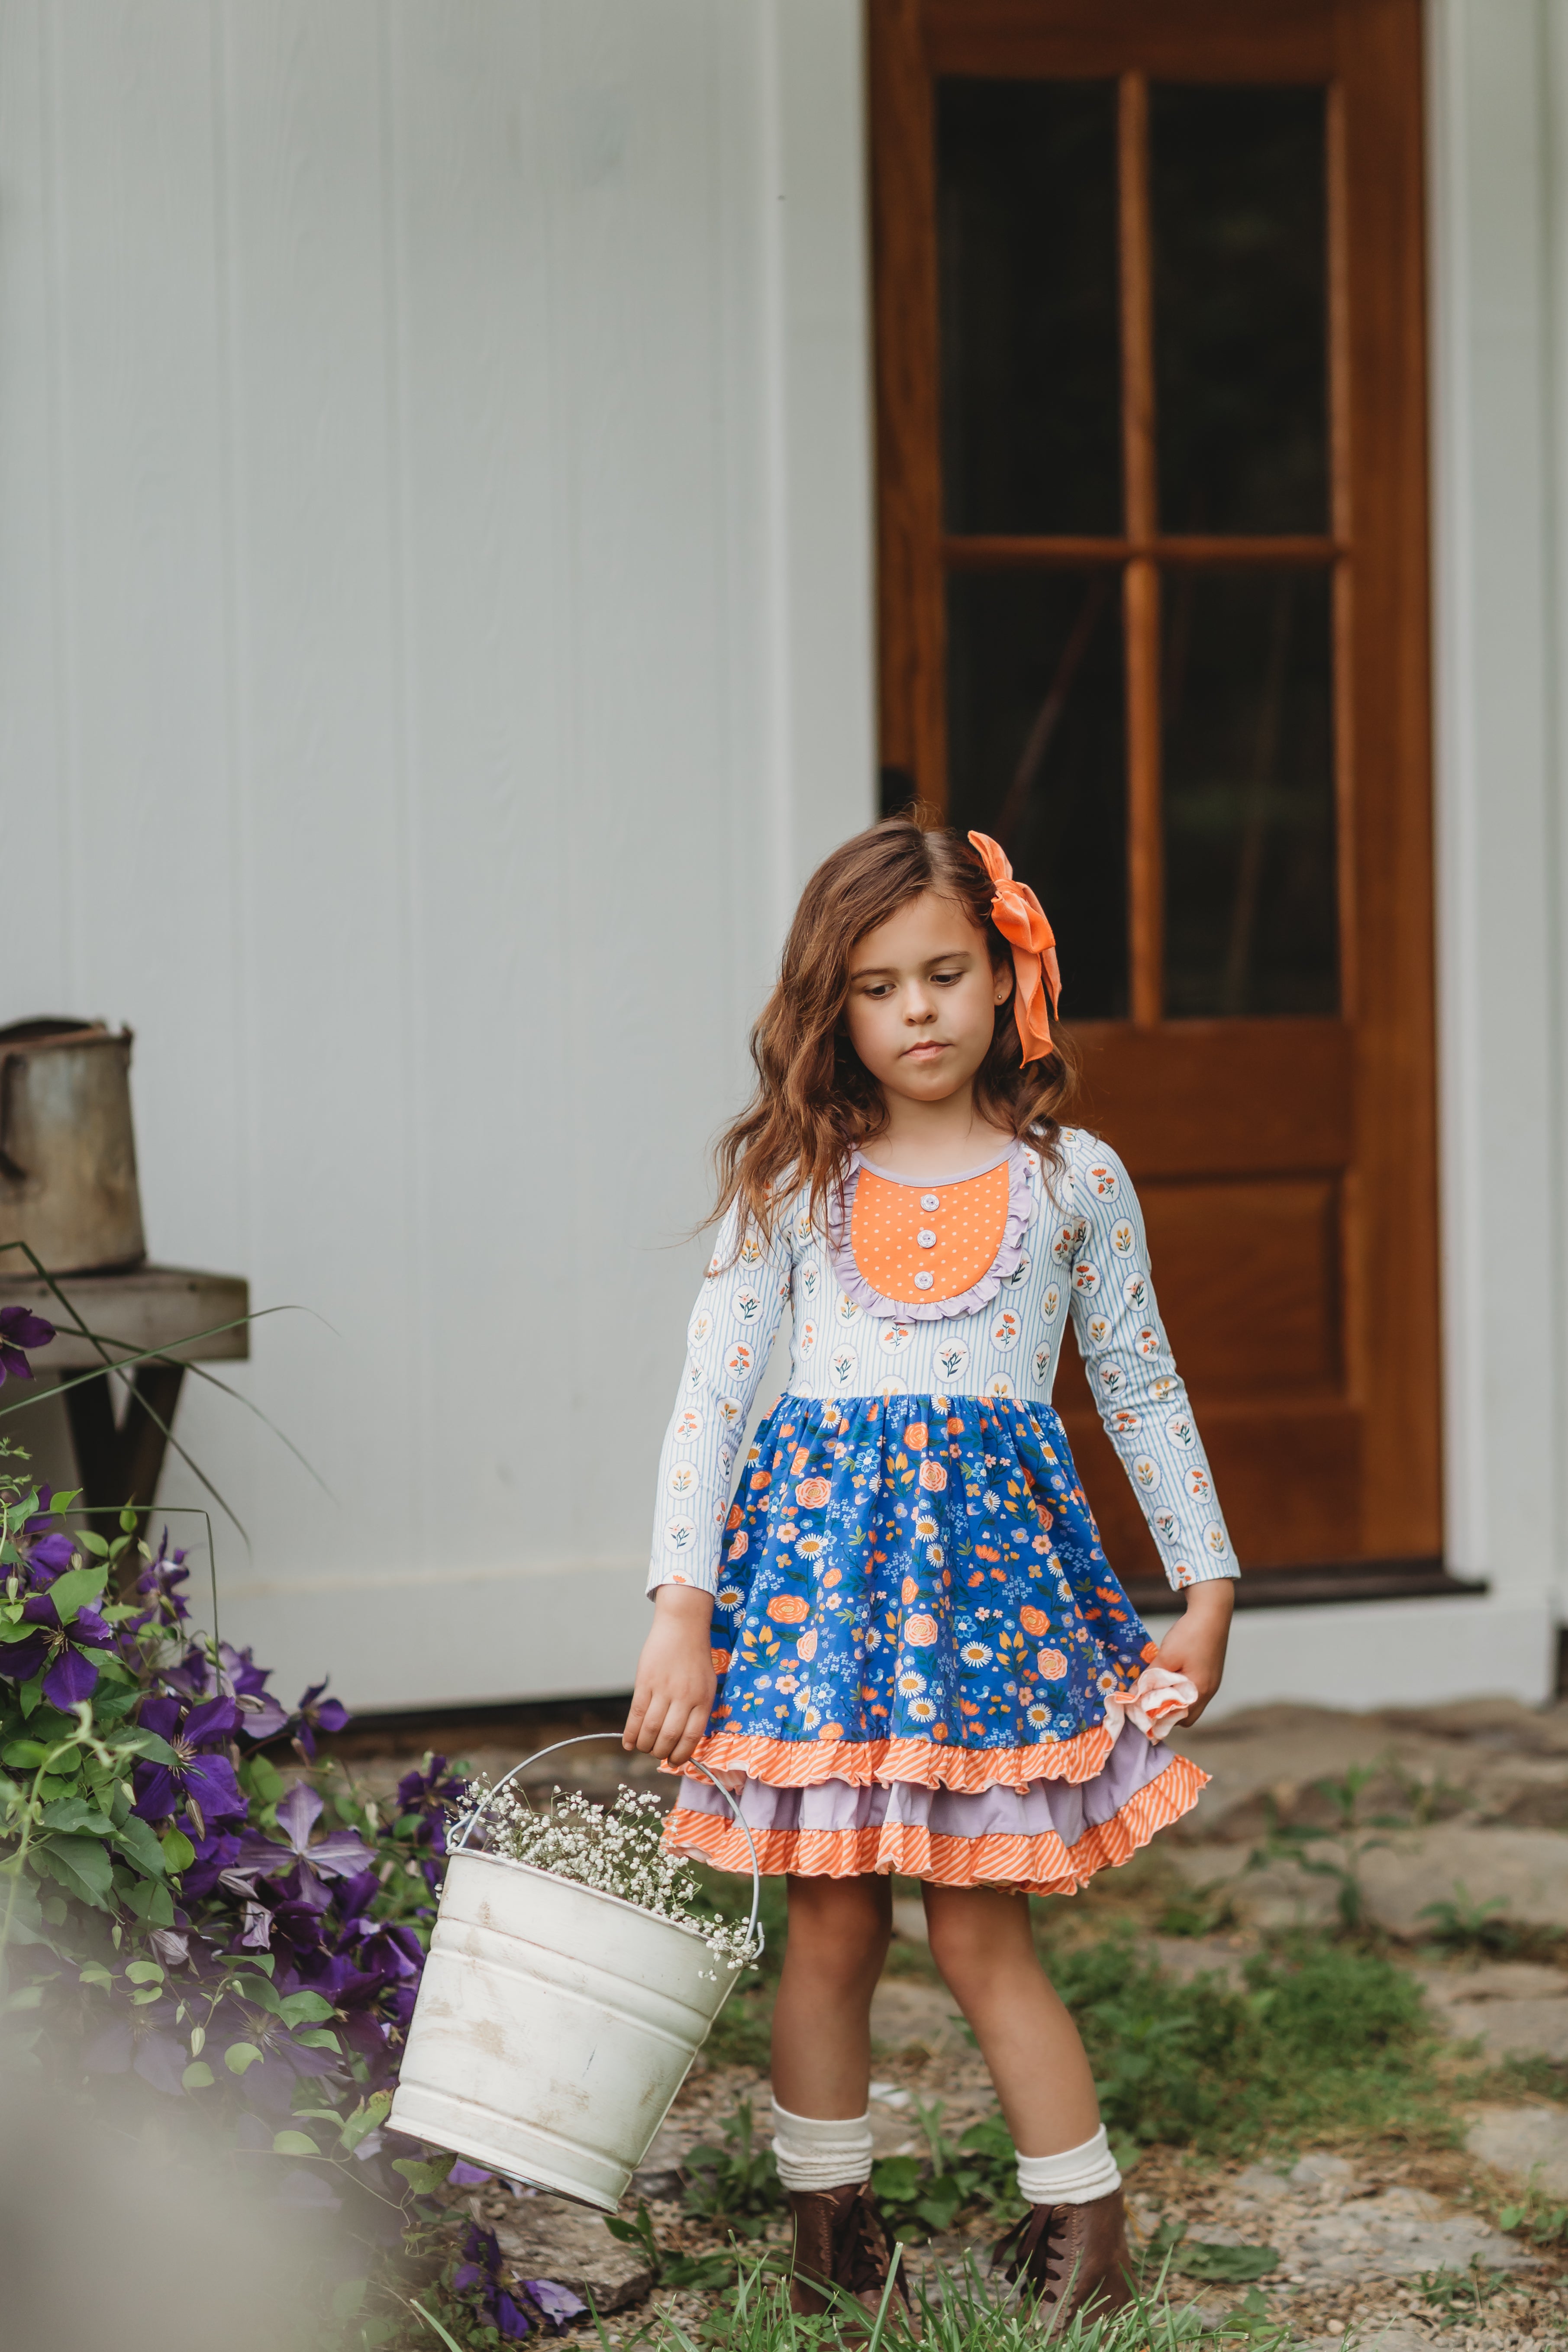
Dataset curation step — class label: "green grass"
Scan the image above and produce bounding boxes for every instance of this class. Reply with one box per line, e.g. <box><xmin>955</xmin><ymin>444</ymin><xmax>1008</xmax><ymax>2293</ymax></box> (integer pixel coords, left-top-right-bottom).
<box><xmin>1049</xmin><ymin>1925</ymin><xmax>1442</xmax><ymax>2158</ymax></box>
<box><xmin>600</xmin><ymin>2247</ymin><xmax>1297</xmax><ymax>2352</ymax></box>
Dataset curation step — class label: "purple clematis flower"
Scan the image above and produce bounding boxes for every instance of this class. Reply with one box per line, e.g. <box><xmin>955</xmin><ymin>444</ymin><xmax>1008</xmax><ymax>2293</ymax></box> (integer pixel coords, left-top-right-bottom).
<box><xmin>527</xmin><ymin>2281</ymin><xmax>589</xmax><ymax>2332</ymax></box>
<box><xmin>226</xmin><ymin>1781</ymin><xmax>373</xmax><ymax>1902</ymax></box>
<box><xmin>0</xmin><ymin>1591</ymin><xmax>114</xmax><ymax>1707</ymax></box>
<box><xmin>290</xmin><ymin>1679</ymin><xmax>351</xmax><ymax>1760</ymax></box>
<box><xmin>12</xmin><ymin>1487</ymin><xmax>77</xmax><ymax>1590</ymax></box>
<box><xmin>120</xmin><ymin>1531</ymin><xmax>192</xmax><ymax>1641</ymax></box>
<box><xmin>222</xmin><ymin>2010</ymin><xmax>345</xmax><ymax>2117</ymax></box>
<box><xmin>223</xmin><ymin>1642</ymin><xmax>292</xmax><ymax>1740</ymax></box>
<box><xmin>396</xmin><ymin>1753</ymin><xmax>470</xmax><ymax>1887</ymax></box>
<box><xmin>0</xmin><ymin>1303</ymin><xmax>55</xmax><ymax>1384</ymax></box>
<box><xmin>180</xmin><ymin>1825</ymin><xmax>243</xmax><ymax>1898</ymax></box>
<box><xmin>83</xmin><ymin>1999</ymin><xmax>190</xmax><ymax>2098</ymax></box>
<box><xmin>130</xmin><ymin>1694</ymin><xmax>245</xmax><ymax>1837</ymax></box>
<box><xmin>455</xmin><ymin>2225</ymin><xmax>532</xmax><ymax>2340</ymax></box>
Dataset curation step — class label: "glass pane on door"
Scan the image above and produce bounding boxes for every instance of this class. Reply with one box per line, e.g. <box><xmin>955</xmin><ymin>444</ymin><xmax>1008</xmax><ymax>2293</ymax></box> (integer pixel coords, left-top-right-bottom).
<box><xmin>1161</xmin><ymin>568</ymin><xmax>1337</xmax><ymax>1015</ymax></box>
<box><xmin>937</xmin><ymin>80</ymin><xmax>1122</xmax><ymax>535</ymax></box>
<box><xmin>1150</xmin><ymin>84</ymin><xmax>1329</xmax><ymax>534</ymax></box>
<box><xmin>945</xmin><ymin>571</ymin><xmax>1128</xmax><ymax>1019</ymax></box>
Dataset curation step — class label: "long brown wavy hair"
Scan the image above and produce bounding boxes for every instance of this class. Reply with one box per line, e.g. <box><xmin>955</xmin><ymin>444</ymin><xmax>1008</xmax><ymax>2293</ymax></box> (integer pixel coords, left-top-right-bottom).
<box><xmin>713</xmin><ymin>814</ymin><xmax>1079</xmax><ymax>1244</ymax></box>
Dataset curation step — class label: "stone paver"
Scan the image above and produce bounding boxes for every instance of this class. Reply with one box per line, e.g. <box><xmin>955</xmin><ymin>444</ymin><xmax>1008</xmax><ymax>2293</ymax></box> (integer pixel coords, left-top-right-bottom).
<box><xmin>1171</xmin><ymin>1822</ymin><xmax>1568</xmax><ymax>1938</ymax></box>
<box><xmin>1445</xmin><ymin>2000</ymin><xmax>1568</xmax><ymax>2063</ymax></box>
<box><xmin>1174</xmin><ymin>1700</ymin><xmax>1568</xmax><ymax>1847</ymax></box>
<box><xmin>490</xmin><ymin>2194</ymin><xmax>655</xmax><ymax>2311</ymax></box>
<box><xmin>1467</xmin><ymin>2105</ymin><xmax>1568</xmax><ymax>2197</ymax></box>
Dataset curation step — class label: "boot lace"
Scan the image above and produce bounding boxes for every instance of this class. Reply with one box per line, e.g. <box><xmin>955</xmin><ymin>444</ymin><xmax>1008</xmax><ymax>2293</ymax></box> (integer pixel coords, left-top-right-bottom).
<box><xmin>832</xmin><ymin>2187</ymin><xmax>902</xmax><ymax>2300</ymax></box>
<box><xmin>994</xmin><ymin>2204</ymin><xmax>1071</xmax><ymax>2301</ymax></box>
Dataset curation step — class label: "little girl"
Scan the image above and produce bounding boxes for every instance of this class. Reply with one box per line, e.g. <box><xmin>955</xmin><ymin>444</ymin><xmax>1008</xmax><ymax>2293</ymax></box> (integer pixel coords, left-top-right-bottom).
<box><xmin>626</xmin><ymin>818</ymin><xmax>1235</xmax><ymax>2322</ymax></box>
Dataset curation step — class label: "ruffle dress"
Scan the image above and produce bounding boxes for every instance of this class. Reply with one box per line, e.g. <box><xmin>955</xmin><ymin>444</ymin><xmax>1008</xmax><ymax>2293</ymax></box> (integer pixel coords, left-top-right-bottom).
<box><xmin>648</xmin><ymin>1130</ymin><xmax>1236</xmax><ymax>1896</ymax></box>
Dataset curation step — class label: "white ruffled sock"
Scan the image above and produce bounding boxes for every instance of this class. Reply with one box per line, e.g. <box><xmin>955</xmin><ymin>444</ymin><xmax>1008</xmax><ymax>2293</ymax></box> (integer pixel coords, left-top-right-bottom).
<box><xmin>1015</xmin><ymin>2125</ymin><xmax>1121</xmax><ymax>2207</ymax></box>
<box><xmin>769</xmin><ymin>2098</ymin><xmax>875</xmax><ymax>2193</ymax></box>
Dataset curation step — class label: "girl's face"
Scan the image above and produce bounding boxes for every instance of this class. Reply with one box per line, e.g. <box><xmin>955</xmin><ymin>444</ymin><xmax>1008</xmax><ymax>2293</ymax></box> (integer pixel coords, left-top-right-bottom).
<box><xmin>842</xmin><ymin>892</ymin><xmax>1009</xmax><ymax>1107</ymax></box>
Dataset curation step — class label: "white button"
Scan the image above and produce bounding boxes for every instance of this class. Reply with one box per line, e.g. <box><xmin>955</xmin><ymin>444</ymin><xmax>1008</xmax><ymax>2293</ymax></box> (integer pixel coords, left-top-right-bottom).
<box><xmin>920</xmin><ymin>1193</ymin><xmax>940</xmax><ymax>1212</ymax></box>
<box><xmin>914</xmin><ymin>1271</ymin><xmax>934</xmax><ymax>1290</ymax></box>
<box><xmin>916</xmin><ymin>1228</ymin><xmax>936</xmax><ymax>1249</ymax></box>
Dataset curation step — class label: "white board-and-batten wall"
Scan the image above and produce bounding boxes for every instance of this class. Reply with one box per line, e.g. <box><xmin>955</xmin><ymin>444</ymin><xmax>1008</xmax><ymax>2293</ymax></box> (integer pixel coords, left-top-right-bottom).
<box><xmin>3</xmin><ymin>0</ymin><xmax>874</xmax><ymax>1708</ymax></box>
<box><xmin>3</xmin><ymin>0</ymin><xmax>1565</xmax><ymax>1714</ymax></box>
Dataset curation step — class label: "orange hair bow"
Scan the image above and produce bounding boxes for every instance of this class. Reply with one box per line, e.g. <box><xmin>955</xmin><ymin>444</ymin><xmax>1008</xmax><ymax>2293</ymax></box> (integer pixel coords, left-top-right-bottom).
<box><xmin>967</xmin><ymin>831</ymin><xmax>1062</xmax><ymax>1066</ymax></box>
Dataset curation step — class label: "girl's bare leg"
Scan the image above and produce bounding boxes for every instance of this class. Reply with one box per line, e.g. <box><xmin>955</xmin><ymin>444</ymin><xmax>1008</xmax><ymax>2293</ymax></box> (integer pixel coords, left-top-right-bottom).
<box><xmin>769</xmin><ymin>1874</ymin><xmax>893</xmax><ymax>2118</ymax></box>
<box><xmin>922</xmin><ymin>1882</ymin><xmax>1100</xmax><ymax>2156</ymax></box>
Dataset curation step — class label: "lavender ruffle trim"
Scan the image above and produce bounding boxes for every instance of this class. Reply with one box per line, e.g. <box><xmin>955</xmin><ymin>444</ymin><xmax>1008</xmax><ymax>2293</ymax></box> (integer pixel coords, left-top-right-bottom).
<box><xmin>674</xmin><ymin>1724</ymin><xmax>1176</xmax><ymax>1844</ymax></box>
<box><xmin>827</xmin><ymin>1142</ymin><xmax>1038</xmax><ymax>1323</ymax></box>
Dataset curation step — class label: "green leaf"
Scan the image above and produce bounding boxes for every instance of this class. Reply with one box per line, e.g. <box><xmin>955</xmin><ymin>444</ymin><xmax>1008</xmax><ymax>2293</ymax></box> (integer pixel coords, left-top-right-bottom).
<box><xmin>339</xmin><ymin>2090</ymin><xmax>393</xmax><ymax>2151</ymax></box>
<box><xmin>39</xmin><ymin>1796</ymin><xmax>112</xmax><ymax>1836</ymax></box>
<box><xmin>272</xmin><ymin>2130</ymin><xmax>320</xmax><ymax>2158</ymax></box>
<box><xmin>44</xmin><ymin>1563</ymin><xmax>108</xmax><ymax>1623</ymax></box>
<box><xmin>112</xmin><ymin>1815</ymin><xmax>167</xmax><ymax>1878</ymax></box>
<box><xmin>1</xmin><ymin>1740</ymin><xmax>50</xmax><ymax>1769</ymax></box>
<box><xmin>74</xmin><ymin>1529</ymin><xmax>109</xmax><ymax>1556</ymax></box>
<box><xmin>159</xmin><ymin>1826</ymin><xmax>195</xmax><ymax>1873</ymax></box>
<box><xmin>392</xmin><ymin>2152</ymin><xmax>456</xmax><ymax>2194</ymax></box>
<box><xmin>122</xmin><ymin>1877</ymin><xmax>174</xmax><ymax>1926</ymax></box>
<box><xmin>1174</xmin><ymin>2241</ymin><xmax>1280</xmax><ymax>2284</ymax></box>
<box><xmin>235</xmin><ymin>1974</ymin><xmax>283</xmax><ymax>2015</ymax></box>
<box><xmin>870</xmin><ymin>2156</ymin><xmax>922</xmax><ymax>2204</ymax></box>
<box><xmin>117</xmin><ymin>1728</ymin><xmax>178</xmax><ymax>1768</ymax></box>
<box><xmin>40</xmin><ymin>1833</ymin><xmax>115</xmax><ymax>1908</ymax></box>
<box><xmin>277</xmin><ymin>1989</ymin><xmax>335</xmax><ymax>2026</ymax></box>
<box><xmin>290</xmin><ymin>2026</ymin><xmax>341</xmax><ymax>2052</ymax></box>
<box><xmin>224</xmin><ymin>2042</ymin><xmax>264</xmax><ymax>2075</ymax></box>
<box><xmin>243</xmin><ymin>1753</ymin><xmax>284</xmax><ymax>1804</ymax></box>
<box><xmin>78</xmin><ymin>1962</ymin><xmax>116</xmax><ymax>1990</ymax></box>
<box><xmin>182</xmin><ymin>2061</ymin><xmax>215</xmax><ymax>2091</ymax></box>
<box><xmin>123</xmin><ymin>1959</ymin><xmax>165</xmax><ymax>1984</ymax></box>
<box><xmin>50</xmin><ymin>1489</ymin><xmax>81</xmax><ymax>1517</ymax></box>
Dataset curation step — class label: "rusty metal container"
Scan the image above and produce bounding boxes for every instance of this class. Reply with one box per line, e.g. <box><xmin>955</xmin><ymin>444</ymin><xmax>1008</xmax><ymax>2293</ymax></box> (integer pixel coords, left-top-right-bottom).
<box><xmin>0</xmin><ymin>1020</ymin><xmax>146</xmax><ymax>1274</ymax></box>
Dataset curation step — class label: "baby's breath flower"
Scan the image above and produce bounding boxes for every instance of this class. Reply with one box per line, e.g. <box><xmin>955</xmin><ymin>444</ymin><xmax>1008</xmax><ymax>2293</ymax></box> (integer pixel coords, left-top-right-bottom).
<box><xmin>457</xmin><ymin>1781</ymin><xmax>759</xmax><ymax>1980</ymax></box>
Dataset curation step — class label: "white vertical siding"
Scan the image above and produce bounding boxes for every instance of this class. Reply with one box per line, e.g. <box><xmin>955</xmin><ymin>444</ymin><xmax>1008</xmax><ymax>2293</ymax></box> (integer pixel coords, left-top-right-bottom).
<box><xmin>1426</xmin><ymin>0</ymin><xmax>1562</xmax><ymax>1676</ymax></box>
<box><xmin>2</xmin><ymin>0</ymin><xmax>873</xmax><ymax>1707</ymax></box>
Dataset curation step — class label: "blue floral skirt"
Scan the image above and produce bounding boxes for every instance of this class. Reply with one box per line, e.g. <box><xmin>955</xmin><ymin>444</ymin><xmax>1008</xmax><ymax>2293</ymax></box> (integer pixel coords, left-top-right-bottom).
<box><xmin>669</xmin><ymin>1393</ymin><xmax>1207</xmax><ymax>1894</ymax></box>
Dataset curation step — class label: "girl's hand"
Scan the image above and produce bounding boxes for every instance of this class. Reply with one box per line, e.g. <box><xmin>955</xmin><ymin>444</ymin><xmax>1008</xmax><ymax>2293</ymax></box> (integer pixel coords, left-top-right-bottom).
<box><xmin>625</xmin><ymin>1585</ymin><xmax>718</xmax><ymax>1765</ymax></box>
<box><xmin>1152</xmin><ymin>1580</ymin><xmax>1234</xmax><ymax>1728</ymax></box>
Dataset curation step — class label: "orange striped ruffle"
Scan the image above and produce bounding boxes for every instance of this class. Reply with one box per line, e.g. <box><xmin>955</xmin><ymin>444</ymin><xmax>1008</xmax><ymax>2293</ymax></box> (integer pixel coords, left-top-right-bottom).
<box><xmin>677</xmin><ymin>1721</ymin><xmax>1119</xmax><ymax>1794</ymax></box>
<box><xmin>666</xmin><ymin>1753</ymin><xmax>1208</xmax><ymax>1898</ymax></box>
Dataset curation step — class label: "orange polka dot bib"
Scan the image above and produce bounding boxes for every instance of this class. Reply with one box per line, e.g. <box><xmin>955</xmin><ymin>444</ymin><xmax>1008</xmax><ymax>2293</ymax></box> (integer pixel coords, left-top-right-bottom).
<box><xmin>849</xmin><ymin>1156</ymin><xmax>1012</xmax><ymax>1308</ymax></box>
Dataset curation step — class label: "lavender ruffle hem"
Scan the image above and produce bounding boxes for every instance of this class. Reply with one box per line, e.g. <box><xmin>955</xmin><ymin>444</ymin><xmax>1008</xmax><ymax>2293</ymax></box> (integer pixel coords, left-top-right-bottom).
<box><xmin>674</xmin><ymin>1722</ymin><xmax>1177</xmax><ymax>1845</ymax></box>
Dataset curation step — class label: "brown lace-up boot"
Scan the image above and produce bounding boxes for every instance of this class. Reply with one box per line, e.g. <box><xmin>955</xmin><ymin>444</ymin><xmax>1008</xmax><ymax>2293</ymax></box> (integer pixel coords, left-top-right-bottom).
<box><xmin>992</xmin><ymin>2188</ymin><xmax>1136</xmax><ymax>2329</ymax></box>
<box><xmin>786</xmin><ymin>2182</ymin><xmax>911</xmax><ymax>2330</ymax></box>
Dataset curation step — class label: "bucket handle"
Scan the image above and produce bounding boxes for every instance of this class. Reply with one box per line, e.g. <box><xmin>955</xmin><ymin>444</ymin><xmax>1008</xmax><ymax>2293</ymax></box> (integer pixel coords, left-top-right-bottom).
<box><xmin>450</xmin><ymin>1732</ymin><xmax>764</xmax><ymax>1958</ymax></box>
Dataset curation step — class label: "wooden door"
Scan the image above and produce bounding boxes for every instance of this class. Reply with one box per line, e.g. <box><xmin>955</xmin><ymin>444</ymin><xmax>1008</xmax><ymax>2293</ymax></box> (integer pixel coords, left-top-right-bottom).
<box><xmin>871</xmin><ymin>0</ymin><xmax>1439</xmax><ymax>1588</ymax></box>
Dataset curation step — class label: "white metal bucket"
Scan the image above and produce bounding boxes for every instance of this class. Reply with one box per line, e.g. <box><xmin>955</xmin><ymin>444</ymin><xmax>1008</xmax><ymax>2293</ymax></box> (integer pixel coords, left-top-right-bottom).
<box><xmin>387</xmin><ymin>1735</ymin><xmax>761</xmax><ymax>2212</ymax></box>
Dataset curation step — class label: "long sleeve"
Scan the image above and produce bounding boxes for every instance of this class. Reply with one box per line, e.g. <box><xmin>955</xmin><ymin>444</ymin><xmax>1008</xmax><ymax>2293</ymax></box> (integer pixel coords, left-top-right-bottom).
<box><xmin>1063</xmin><ymin>1136</ymin><xmax>1238</xmax><ymax>1590</ymax></box>
<box><xmin>646</xmin><ymin>1199</ymin><xmax>794</xmax><ymax>1597</ymax></box>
